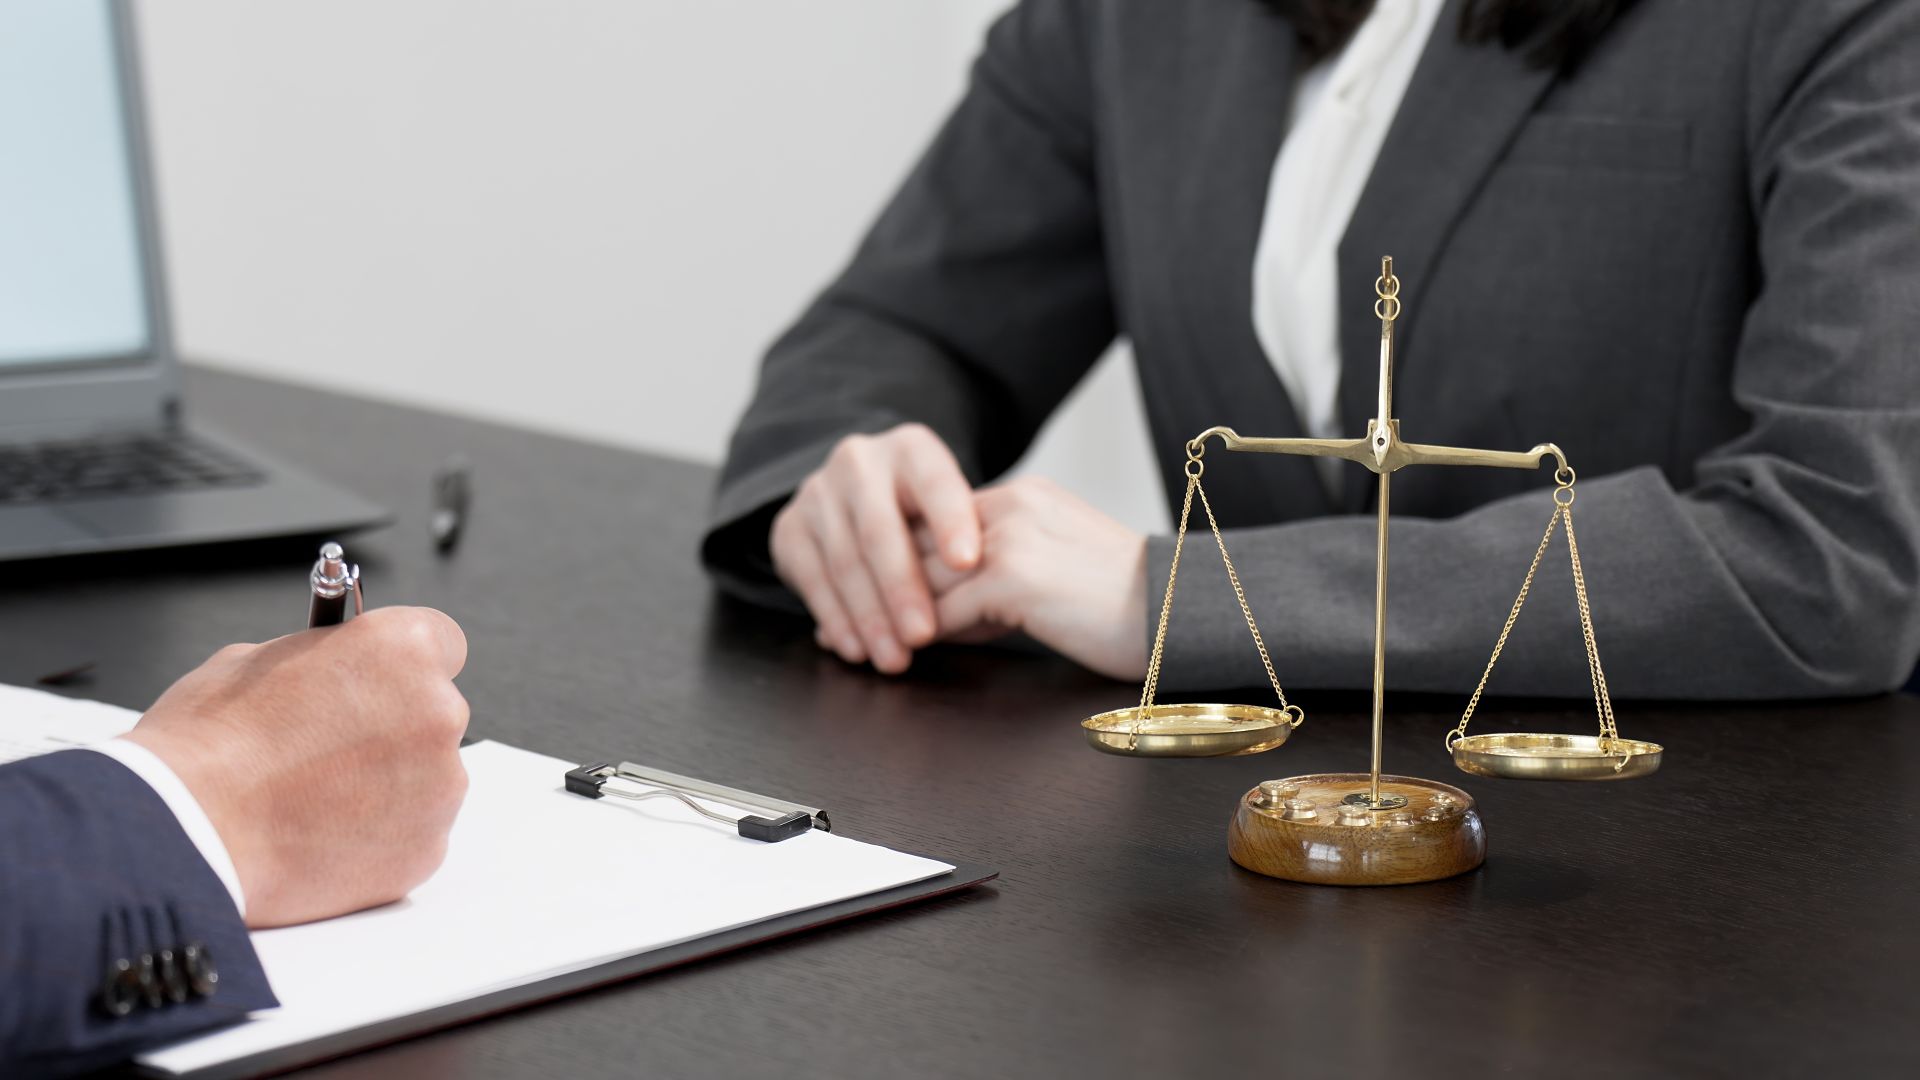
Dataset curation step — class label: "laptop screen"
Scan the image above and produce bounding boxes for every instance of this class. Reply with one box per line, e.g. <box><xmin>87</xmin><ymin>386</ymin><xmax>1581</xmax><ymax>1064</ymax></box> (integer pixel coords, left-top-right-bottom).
<box><xmin>0</xmin><ymin>0</ymin><xmax>153</xmax><ymax>370</ymax></box>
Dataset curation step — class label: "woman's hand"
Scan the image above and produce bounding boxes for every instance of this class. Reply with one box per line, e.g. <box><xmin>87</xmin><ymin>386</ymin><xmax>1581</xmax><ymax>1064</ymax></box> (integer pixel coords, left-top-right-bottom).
<box><xmin>772</xmin><ymin>423</ymin><xmax>1148</xmax><ymax>680</ymax></box>
<box><xmin>923</xmin><ymin>476</ymin><xmax>1148</xmax><ymax>681</ymax></box>
<box><xmin>770</xmin><ymin>423</ymin><xmax>982</xmax><ymax>674</ymax></box>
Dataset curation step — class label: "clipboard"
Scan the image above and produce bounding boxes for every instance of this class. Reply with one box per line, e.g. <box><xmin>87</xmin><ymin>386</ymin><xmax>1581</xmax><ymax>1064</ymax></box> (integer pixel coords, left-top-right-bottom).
<box><xmin>142</xmin><ymin>862</ymin><xmax>997</xmax><ymax>1080</ymax></box>
<box><xmin>132</xmin><ymin>741</ymin><xmax>998</xmax><ymax>1079</ymax></box>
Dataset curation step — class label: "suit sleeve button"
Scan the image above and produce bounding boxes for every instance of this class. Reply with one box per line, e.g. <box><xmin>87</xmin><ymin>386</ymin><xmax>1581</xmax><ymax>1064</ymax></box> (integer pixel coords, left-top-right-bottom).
<box><xmin>97</xmin><ymin>958</ymin><xmax>143</xmax><ymax>1018</ymax></box>
<box><xmin>181</xmin><ymin>942</ymin><xmax>219</xmax><ymax>998</ymax></box>
<box><xmin>136</xmin><ymin>951</ymin><xmax>164</xmax><ymax>1009</ymax></box>
<box><xmin>156</xmin><ymin>946</ymin><xmax>190</xmax><ymax>1004</ymax></box>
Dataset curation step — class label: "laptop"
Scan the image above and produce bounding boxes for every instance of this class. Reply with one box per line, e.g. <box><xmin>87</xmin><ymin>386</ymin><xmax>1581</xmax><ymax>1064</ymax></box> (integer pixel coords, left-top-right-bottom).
<box><xmin>0</xmin><ymin>0</ymin><xmax>387</xmax><ymax>562</ymax></box>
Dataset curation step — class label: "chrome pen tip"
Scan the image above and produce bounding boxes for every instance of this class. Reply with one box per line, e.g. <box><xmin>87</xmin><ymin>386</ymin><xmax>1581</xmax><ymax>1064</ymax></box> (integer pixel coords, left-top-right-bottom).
<box><xmin>313</xmin><ymin>542</ymin><xmax>351</xmax><ymax>591</ymax></box>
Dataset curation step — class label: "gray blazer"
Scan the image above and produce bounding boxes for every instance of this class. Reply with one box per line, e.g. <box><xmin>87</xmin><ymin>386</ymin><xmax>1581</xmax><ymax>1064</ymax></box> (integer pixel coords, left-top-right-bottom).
<box><xmin>703</xmin><ymin>0</ymin><xmax>1920</xmax><ymax>699</ymax></box>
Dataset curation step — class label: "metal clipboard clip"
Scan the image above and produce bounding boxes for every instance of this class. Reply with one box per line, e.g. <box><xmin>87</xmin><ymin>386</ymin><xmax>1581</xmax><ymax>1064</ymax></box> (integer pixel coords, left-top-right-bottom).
<box><xmin>564</xmin><ymin>762</ymin><xmax>830</xmax><ymax>843</ymax></box>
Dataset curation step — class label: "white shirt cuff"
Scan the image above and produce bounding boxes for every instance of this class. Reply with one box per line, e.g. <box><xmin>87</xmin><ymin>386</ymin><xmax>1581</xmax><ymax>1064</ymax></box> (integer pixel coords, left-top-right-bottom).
<box><xmin>87</xmin><ymin>739</ymin><xmax>248</xmax><ymax>918</ymax></box>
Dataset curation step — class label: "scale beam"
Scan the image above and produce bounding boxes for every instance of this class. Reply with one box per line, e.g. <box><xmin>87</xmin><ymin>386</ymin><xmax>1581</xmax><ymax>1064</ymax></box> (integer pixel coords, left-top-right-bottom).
<box><xmin>1189</xmin><ymin>428</ymin><xmax>1371</xmax><ymax>465</ymax></box>
<box><xmin>1400</xmin><ymin>440</ymin><xmax>1568</xmax><ymax>474</ymax></box>
<box><xmin>1192</xmin><ymin>426</ymin><xmax>1568</xmax><ymax>479</ymax></box>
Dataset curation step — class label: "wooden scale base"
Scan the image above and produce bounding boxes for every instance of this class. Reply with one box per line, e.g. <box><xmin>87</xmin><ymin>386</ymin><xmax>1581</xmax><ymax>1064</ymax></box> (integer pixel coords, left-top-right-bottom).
<box><xmin>1227</xmin><ymin>774</ymin><xmax>1486</xmax><ymax>886</ymax></box>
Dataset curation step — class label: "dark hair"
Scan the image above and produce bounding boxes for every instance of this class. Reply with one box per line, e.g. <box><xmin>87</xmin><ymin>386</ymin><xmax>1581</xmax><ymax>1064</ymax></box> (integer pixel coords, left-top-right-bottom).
<box><xmin>1265</xmin><ymin>0</ymin><xmax>1643</xmax><ymax>70</ymax></box>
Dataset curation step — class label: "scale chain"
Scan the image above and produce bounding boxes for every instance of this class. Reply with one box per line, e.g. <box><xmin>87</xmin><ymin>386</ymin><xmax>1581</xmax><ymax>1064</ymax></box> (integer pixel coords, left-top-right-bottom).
<box><xmin>1563</xmin><ymin>508</ymin><xmax>1619</xmax><ymax>741</ymax></box>
<box><xmin>1133</xmin><ymin>446</ymin><xmax>1303</xmax><ymax>745</ymax></box>
<box><xmin>1135</xmin><ymin>473</ymin><xmax>1199</xmax><ymax>735</ymax></box>
<box><xmin>1448</xmin><ymin>474</ymin><xmax>1627</xmax><ymax>768</ymax></box>
<box><xmin>1194</xmin><ymin>478</ymin><xmax>1296</xmax><ymax>722</ymax></box>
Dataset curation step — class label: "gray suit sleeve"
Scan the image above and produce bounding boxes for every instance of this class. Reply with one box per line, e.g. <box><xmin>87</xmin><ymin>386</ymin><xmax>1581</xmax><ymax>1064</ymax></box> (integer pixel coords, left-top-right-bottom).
<box><xmin>1152</xmin><ymin>0</ymin><xmax>1920</xmax><ymax>700</ymax></box>
<box><xmin>702</xmin><ymin>0</ymin><xmax>1115</xmax><ymax>606</ymax></box>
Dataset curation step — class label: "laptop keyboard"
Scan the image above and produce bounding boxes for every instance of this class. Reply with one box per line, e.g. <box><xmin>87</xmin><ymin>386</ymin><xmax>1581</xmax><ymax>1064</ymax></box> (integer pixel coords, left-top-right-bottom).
<box><xmin>0</xmin><ymin>432</ymin><xmax>267</xmax><ymax>504</ymax></box>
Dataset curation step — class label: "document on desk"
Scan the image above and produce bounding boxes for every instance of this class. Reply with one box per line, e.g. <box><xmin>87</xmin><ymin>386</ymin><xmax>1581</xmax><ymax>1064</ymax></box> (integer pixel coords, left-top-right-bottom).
<box><xmin>0</xmin><ymin>683</ymin><xmax>958</xmax><ymax>1076</ymax></box>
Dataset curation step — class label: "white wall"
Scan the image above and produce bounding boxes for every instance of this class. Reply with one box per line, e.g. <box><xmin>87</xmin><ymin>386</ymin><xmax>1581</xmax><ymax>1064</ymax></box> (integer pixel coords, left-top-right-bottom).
<box><xmin>133</xmin><ymin>0</ymin><xmax>1167</xmax><ymax>534</ymax></box>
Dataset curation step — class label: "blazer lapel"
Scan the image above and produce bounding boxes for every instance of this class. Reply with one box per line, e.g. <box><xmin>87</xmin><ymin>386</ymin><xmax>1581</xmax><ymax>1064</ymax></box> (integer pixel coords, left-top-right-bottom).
<box><xmin>1334</xmin><ymin>0</ymin><xmax>1559</xmax><ymax>511</ymax></box>
<box><xmin>1163</xmin><ymin>6</ymin><xmax>1341</xmax><ymax>521</ymax></box>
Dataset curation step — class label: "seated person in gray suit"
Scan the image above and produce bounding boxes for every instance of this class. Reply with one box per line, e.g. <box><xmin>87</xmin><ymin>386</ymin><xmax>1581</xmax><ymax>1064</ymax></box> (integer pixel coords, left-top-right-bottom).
<box><xmin>0</xmin><ymin>608</ymin><xmax>470</xmax><ymax>1076</ymax></box>
<box><xmin>703</xmin><ymin>0</ymin><xmax>1920</xmax><ymax>697</ymax></box>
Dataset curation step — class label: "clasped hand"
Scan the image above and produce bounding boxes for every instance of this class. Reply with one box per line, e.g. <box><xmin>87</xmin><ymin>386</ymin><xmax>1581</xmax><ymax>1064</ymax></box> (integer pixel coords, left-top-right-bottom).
<box><xmin>770</xmin><ymin>423</ymin><xmax>1148</xmax><ymax>678</ymax></box>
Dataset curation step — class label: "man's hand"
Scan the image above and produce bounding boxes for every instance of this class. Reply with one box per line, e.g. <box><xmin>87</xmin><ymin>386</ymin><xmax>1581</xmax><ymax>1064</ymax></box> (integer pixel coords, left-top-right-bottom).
<box><xmin>124</xmin><ymin>607</ymin><xmax>470</xmax><ymax>928</ymax></box>
<box><xmin>923</xmin><ymin>476</ymin><xmax>1149</xmax><ymax>681</ymax></box>
<box><xmin>771</xmin><ymin>423</ymin><xmax>982</xmax><ymax>674</ymax></box>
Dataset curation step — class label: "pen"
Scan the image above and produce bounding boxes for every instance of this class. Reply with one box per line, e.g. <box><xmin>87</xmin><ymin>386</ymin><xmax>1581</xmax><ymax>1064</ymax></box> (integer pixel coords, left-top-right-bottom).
<box><xmin>431</xmin><ymin>455</ymin><xmax>470</xmax><ymax>554</ymax></box>
<box><xmin>308</xmin><ymin>541</ymin><xmax>363</xmax><ymax>628</ymax></box>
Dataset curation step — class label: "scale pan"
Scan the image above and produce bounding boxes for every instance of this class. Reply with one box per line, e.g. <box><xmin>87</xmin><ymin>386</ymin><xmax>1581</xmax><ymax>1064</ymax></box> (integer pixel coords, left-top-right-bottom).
<box><xmin>1451</xmin><ymin>733</ymin><xmax>1662</xmax><ymax>781</ymax></box>
<box><xmin>1082</xmin><ymin>703</ymin><xmax>1294</xmax><ymax>758</ymax></box>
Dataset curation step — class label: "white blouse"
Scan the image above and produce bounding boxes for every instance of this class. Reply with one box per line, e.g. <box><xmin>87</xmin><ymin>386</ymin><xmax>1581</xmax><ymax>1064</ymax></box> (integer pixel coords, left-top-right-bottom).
<box><xmin>1250</xmin><ymin>0</ymin><xmax>1446</xmax><ymax>493</ymax></box>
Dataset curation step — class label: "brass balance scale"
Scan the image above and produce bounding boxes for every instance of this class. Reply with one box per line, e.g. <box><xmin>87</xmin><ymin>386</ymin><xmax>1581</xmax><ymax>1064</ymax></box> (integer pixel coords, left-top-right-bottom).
<box><xmin>1080</xmin><ymin>257</ymin><xmax>1662</xmax><ymax>886</ymax></box>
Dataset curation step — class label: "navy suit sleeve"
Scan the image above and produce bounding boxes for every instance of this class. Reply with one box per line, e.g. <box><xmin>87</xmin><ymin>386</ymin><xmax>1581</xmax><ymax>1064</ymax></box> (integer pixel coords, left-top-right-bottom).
<box><xmin>0</xmin><ymin>750</ymin><xmax>276</xmax><ymax>1076</ymax></box>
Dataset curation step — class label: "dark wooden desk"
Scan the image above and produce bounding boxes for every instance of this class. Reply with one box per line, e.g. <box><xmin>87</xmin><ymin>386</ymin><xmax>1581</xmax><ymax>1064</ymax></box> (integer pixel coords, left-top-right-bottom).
<box><xmin>8</xmin><ymin>368</ymin><xmax>1916</xmax><ymax>1078</ymax></box>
